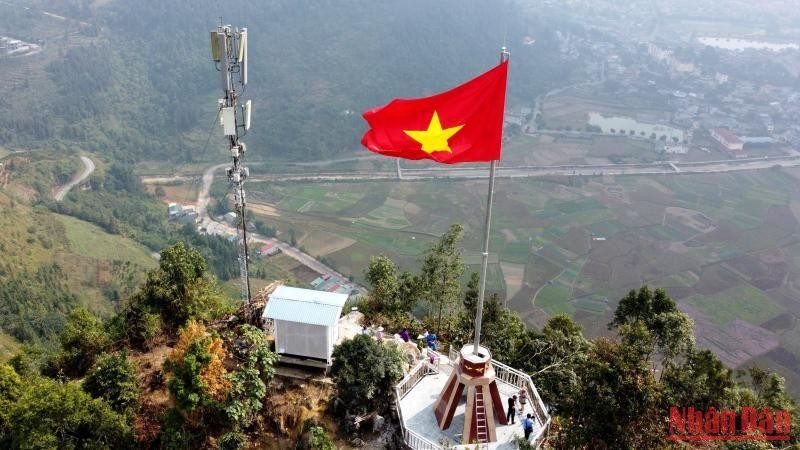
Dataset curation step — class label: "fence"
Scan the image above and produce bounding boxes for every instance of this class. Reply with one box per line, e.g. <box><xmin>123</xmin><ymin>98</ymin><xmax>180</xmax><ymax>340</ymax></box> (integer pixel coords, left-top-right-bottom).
<box><xmin>491</xmin><ymin>359</ymin><xmax>550</xmax><ymax>445</ymax></box>
<box><xmin>394</xmin><ymin>359</ymin><xmax>442</xmax><ymax>449</ymax></box>
<box><xmin>395</xmin><ymin>347</ymin><xmax>551</xmax><ymax>449</ymax></box>
<box><xmin>396</xmin><ymin>359</ymin><xmax>433</xmax><ymax>400</ymax></box>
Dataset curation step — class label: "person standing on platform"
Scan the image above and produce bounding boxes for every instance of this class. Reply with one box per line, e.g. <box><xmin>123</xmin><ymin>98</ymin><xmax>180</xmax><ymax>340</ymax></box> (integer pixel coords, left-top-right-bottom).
<box><xmin>400</xmin><ymin>327</ymin><xmax>410</xmax><ymax>343</ymax></box>
<box><xmin>522</xmin><ymin>413</ymin><xmax>534</xmax><ymax>440</ymax></box>
<box><xmin>518</xmin><ymin>386</ymin><xmax>528</xmax><ymax>412</ymax></box>
<box><xmin>506</xmin><ymin>395</ymin><xmax>517</xmax><ymax>424</ymax></box>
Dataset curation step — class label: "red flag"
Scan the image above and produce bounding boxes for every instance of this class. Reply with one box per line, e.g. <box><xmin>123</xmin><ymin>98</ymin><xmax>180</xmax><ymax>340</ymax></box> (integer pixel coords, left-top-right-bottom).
<box><xmin>361</xmin><ymin>61</ymin><xmax>508</xmax><ymax>164</ymax></box>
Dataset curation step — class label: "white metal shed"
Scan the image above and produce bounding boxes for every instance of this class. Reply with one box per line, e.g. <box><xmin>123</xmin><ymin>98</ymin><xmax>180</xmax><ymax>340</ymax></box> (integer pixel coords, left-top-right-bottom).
<box><xmin>262</xmin><ymin>285</ymin><xmax>348</xmax><ymax>365</ymax></box>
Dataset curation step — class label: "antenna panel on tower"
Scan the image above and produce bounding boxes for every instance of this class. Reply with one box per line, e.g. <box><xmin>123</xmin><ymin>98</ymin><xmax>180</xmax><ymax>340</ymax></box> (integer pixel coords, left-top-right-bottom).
<box><xmin>221</xmin><ymin>107</ymin><xmax>237</xmax><ymax>136</ymax></box>
<box><xmin>243</xmin><ymin>100</ymin><xmax>252</xmax><ymax>130</ymax></box>
<box><xmin>210</xmin><ymin>31</ymin><xmax>221</xmax><ymax>61</ymax></box>
<box><xmin>239</xmin><ymin>28</ymin><xmax>248</xmax><ymax>85</ymax></box>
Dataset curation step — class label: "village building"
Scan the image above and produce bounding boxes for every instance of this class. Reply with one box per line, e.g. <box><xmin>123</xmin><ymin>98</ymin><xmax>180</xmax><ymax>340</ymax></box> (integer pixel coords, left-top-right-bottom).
<box><xmin>710</xmin><ymin>128</ymin><xmax>747</xmax><ymax>158</ymax></box>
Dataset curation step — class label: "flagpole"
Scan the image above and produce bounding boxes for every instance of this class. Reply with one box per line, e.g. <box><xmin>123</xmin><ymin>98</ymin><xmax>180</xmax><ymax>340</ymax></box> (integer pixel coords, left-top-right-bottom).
<box><xmin>473</xmin><ymin>47</ymin><xmax>509</xmax><ymax>356</ymax></box>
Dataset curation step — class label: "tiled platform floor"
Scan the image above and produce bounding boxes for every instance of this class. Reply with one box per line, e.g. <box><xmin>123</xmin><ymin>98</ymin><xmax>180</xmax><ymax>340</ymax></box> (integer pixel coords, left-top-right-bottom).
<box><xmin>398</xmin><ymin>366</ymin><xmax>543</xmax><ymax>448</ymax></box>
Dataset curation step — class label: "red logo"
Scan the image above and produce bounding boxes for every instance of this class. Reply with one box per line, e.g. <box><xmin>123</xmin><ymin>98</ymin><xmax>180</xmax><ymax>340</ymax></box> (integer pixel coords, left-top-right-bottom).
<box><xmin>669</xmin><ymin>406</ymin><xmax>791</xmax><ymax>441</ymax></box>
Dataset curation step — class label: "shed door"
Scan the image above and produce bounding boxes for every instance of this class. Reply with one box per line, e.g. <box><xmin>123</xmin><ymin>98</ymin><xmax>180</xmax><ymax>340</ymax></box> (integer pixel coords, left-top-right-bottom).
<box><xmin>276</xmin><ymin>320</ymin><xmax>328</xmax><ymax>361</ymax></box>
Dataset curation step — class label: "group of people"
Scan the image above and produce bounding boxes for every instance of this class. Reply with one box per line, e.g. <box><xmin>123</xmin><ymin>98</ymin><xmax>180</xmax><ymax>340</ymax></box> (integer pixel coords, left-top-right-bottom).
<box><xmin>360</xmin><ymin>325</ymin><xmax>438</xmax><ymax>351</ymax></box>
<box><xmin>506</xmin><ymin>388</ymin><xmax>536</xmax><ymax>440</ymax></box>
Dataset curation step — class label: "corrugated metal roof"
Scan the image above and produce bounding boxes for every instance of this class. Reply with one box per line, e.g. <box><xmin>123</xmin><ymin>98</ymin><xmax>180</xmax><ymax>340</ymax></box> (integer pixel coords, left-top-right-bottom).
<box><xmin>262</xmin><ymin>285</ymin><xmax>348</xmax><ymax>327</ymax></box>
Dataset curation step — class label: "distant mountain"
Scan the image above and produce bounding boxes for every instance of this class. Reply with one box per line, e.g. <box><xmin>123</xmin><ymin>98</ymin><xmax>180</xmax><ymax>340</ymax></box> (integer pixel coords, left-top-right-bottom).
<box><xmin>0</xmin><ymin>0</ymin><xmax>578</xmax><ymax>163</ymax></box>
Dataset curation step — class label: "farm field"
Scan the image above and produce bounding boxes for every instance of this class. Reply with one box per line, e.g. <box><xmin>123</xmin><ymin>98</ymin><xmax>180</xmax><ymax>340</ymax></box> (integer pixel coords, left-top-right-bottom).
<box><xmin>241</xmin><ymin>167</ymin><xmax>800</xmax><ymax>396</ymax></box>
<box><xmin>58</xmin><ymin>214</ymin><xmax>157</xmax><ymax>268</ymax></box>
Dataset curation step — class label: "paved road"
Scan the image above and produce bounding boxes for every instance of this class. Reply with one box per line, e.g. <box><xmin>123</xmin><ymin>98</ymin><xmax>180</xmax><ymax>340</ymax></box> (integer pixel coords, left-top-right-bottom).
<box><xmin>191</xmin><ymin>163</ymin><xmax>363</xmax><ymax>289</ymax></box>
<box><xmin>238</xmin><ymin>155</ymin><xmax>800</xmax><ymax>182</ymax></box>
<box><xmin>54</xmin><ymin>156</ymin><xmax>95</xmax><ymax>201</ymax></box>
<box><xmin>197</xmin><ymin>163</ymin><xmax>229</xmax><ymax>219</ymax></box>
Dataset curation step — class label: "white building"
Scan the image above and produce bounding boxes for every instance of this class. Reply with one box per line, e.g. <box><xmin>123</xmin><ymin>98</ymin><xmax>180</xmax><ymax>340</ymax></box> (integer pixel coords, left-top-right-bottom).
<box><xmin>663</xmin><ymin>144</ymin><xmax>688</xmax><ymax>154</ymax></box>
<box><xmin>262</xmin><ymin>285</ymin><xmax>348</xmax><ymax>366</ymax></box>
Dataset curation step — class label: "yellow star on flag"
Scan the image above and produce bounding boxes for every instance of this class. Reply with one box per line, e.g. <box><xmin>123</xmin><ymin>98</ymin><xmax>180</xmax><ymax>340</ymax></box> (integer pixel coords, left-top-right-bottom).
<box><xmin>403</xmin><ymin>111</ymin><xmax>464</xmax><ymax>154</ymax></box>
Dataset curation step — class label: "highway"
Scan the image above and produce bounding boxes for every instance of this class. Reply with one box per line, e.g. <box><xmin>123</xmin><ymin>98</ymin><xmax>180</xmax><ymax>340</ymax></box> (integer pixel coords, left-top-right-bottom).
<box><xmin>140</xmin><ymin>153</ymin><xmax>800</xmax><ymax>294</ymax></box>
<box><xmin>54</xmin><ymin>156</ymin><xmax>95</xmax><ymax>201</ymax></box>
<box><xmin>233</xmin><ymin>155</ymin><xmax>800</xmax><ymax>183</ymax></box>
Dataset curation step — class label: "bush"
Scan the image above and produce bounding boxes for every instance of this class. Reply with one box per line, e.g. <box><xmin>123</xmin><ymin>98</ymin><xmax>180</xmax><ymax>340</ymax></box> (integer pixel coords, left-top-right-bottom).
<box><xmin>53</xmin><ymin>308</ymin><xmax>111</xmax><ymax>377</ymax></box>
<box><xmin>164</xmin><ymin>322</ymin><xmax>229</xmax><ymax>412</ymax></box>
<box><xmin>83</xmin><ymin>352</ymin><xmax>140</xmax><ymax>414</ymax></box>
<box><xmin>329</xmin><ymin>335</ymin><xmax>405</xmax><ymax>416</ymax></box>
<box><xmin>9</xmin><ymin>378</ymin><xmax>133</xmax><ymax>449</ymax></box>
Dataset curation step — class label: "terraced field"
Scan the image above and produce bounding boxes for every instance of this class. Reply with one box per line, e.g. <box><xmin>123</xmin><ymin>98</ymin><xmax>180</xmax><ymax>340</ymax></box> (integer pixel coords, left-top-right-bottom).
<box><xmin>236</xmin><ymin>166</ymin><xmax>800</xmax><ymax>397</ymax></box>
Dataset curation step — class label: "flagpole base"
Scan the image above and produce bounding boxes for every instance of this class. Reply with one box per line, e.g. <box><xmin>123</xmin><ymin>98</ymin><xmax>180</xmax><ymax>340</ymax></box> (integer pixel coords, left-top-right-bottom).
<box><xmin>433</xmin><ymin>345</ymin><xmax>506</xmax><ymax>444</ymax></box>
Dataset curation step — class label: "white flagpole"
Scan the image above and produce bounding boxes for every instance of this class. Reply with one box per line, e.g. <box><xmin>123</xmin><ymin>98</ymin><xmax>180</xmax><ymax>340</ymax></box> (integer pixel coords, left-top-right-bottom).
<box><xmin>472</xmin><ymin>47</ymin><xmax>510</xmax><ymax>356</ymax></box>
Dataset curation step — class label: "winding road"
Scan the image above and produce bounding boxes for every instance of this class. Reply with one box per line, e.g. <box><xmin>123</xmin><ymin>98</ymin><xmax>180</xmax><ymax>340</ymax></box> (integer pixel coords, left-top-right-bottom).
<box><xmin>192</xmin><ymin>163</ymin><xmax>362</xmax><ymax>290</ymax></box>
<box><xmin>54</xmin><ymin>156</ymin><xmax>95</xmax><ymax>201</ymax></box>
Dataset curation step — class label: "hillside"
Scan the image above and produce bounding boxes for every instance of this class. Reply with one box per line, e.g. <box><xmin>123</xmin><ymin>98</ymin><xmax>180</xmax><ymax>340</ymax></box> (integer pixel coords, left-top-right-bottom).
<box><xmin>0</xmin><ymin>155</ymin><xmax>156</xmax><ymax>353</ymax></box>
<box><xmin>0</xmin><ymin>0</ymin><xmax>580</xmax><ymax>163</ymax></box>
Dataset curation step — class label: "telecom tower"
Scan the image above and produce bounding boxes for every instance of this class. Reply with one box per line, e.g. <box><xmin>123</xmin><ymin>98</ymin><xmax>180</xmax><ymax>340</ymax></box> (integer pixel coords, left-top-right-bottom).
<box><xmin>211</xmin><ymin>24</ymin><xmax>253</xmax><ymax>303</ymax></box>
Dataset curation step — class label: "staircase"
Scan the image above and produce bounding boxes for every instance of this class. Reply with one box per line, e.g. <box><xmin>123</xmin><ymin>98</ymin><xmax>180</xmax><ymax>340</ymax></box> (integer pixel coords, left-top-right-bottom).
<box><xmin>474</xmin><ymin>386</ymin><xmax>488</xmax><ymax>443</ymax></box>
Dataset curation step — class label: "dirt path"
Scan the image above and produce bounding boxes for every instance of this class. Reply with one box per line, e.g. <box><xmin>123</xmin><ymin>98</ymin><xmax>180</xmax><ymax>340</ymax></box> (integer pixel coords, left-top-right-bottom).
<box><xmin>54</xmin><ymin>156</ymin><xmax>94</xmax><ymax>201</ymax></box>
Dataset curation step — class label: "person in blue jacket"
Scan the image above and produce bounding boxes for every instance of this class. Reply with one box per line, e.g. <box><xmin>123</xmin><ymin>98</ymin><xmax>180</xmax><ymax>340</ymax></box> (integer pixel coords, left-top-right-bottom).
<box><xmin>522</xmin><ymin>413</ymin><xmax>534</xmax><ymax>440</ymax></box>
<box><xmin>425</xmin><ymin>332</ymin><xmax>437</xmax><ymax>351</ymax></box>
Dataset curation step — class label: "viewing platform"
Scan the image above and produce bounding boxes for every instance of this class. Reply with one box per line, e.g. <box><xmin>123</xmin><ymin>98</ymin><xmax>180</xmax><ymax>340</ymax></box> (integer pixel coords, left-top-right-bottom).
<box><xmin>395</xmin><ymin>347</ymin><xmax>550</xmax><ymax>449</ymax></box>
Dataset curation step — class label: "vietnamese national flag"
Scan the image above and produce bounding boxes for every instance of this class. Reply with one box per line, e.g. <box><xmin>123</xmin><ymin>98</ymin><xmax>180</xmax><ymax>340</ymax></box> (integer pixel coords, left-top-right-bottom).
<box><xmin>361</xmin><ymin>61</ymin><xmax>508</xmax><ymax>164</ymax></box>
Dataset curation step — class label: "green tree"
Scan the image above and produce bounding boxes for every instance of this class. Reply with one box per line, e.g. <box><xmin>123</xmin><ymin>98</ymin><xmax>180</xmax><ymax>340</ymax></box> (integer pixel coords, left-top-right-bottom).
<box><xmin>164</xmin><ymin>322</ymin><xmax>229</xmax><ymax>413</ymax></box>
<box><xmin>224</xmin><ymin>325</ymin><xmax>278</xmax><ymax>429</ymax></box>
<box><xmin>55</xmin><ymin>307</ymin><xmax>111</xmax><ymax>377</ymax></box>
<box><xmin>329</xmin><ymin>335</ymin><xmax>405</xmax><ymax>416</ymax></box>
<box><xmin>364</xmin><ymin>255</ymin><xmax>400</xmax><ymax>315</ymax></box>
<box><xmin>511</xmin><ymin>315</ymin><xmax>589</xmax><ymax>413</ymax></box>
<box><xmin>363</xmin><ymin>255</ymin><xmax>420</xmax><ymax>320</ymax></box>
<box><xmin>110</xmin><ymin>300</ymin><xmax>162</xmax><ymax>350</ymax></box>
<box><xmin>83</xmin><ymin>352</ymin><xmax>140</xmax><ymax>414</ymax></box>
<box><xmin>0</xmin><ymin>364</ymin><xmax>21</xmax><ymax>445</ymax></box>
<box><xmin>309</xmin><ymin>426</ymin><xmax>335</xmax><ymax>450</ymax></box>
<box><xmin>112</xmin><ymin>242</ymin><xmax>225</xmax><ymax>347</ymax></box>
<box><xmin>610</xmin><ymin>286</ymin><xmax>694</xmax><ymax>363</ymax></box>
<box><xmin>557</xmin><ymin>324</ymin><xmax>663</xmax><ymax>449</ymax></box>
<box><xmin>420</xmin><ymin>224</ymin><xmax>465</xmax><ymax>336</ymax></box>
<box><xmin>9</xmin><ymin>378</ymin><xmax>133</xmax><ymax>449</ymax></box>
<box><xmin>455</xmin><ymin>272</ymin><xmax>525</xmax><ymax>361</ymax></box>
<box><xmin>143</xmin><ymin>241</ymin><xmax>225</xmax><ymax>327</ymax></box>
<box><xmin>662</xmin><ymin>349</ymin><xmax>734</xmax><ymax>410</ymax></box>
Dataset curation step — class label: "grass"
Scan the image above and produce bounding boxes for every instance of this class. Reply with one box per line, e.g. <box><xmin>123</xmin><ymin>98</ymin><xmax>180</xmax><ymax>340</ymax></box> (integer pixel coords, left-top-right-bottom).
<box><xmin>574</xmin><ymin>295</ymin><xmax>608</xmax><ymax>314</ymax></box>
<box><xmin>685</xmin><ymin>285</ymin><xmax>785</xmax><ymax>326</ymax></box>
<box><xmin>357</xmin><ymin>203</ymin><xmax>411</xmax><ymax>229</ymax></box>
<box><xmin>58</xmin><ymin>214</ymin><xmax>156</xmax><ymax>268</ymax></box>
<box><xmin>0</xmin><ymin>332</ymin><xmax>20</xmax><ymax>360</ymax></box>
<box><xmin>536</xmin><ymin>284</ymin><xmax>575</xmax><ymax>316</ymax></box>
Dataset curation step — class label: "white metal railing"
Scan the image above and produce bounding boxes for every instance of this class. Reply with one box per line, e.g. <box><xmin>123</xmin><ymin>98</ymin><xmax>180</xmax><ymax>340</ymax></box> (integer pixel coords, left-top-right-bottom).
<box><xmin>448</xmin><ymin>345</ymin><xmax>459</xmax><ymax>364</ymax></box>
<box><xmin>394</xmin><ymin>359</ymin><xmax>442</xmax><ymax>449</ymax></box>
<box><xmin>405</xmin><ymin>428</ymin><xmax>441</xmax><ymax>450</ymax></box>
<box><xmin>395</xmin><ymin>349</ymin><xmax>551</xmax><ymax>449</ymax></box>
<box><xmin>424</xmin><ymin>348</ymin><xmax>443</xmax><ymax>373</ymax></box>
<box><xmin>396</xmin><ymin>359</ymin><xmax>433</xmax><ymax>400</ymax></box>
<box><xmin>491</xmin><ymin>359</ymin><xmax>550</xmax><ymax>445</ymax></box>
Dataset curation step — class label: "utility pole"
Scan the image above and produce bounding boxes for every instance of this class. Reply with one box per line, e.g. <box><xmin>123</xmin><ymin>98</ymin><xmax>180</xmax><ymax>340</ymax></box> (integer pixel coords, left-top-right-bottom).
<box><xmin>211</xmin><ymin>23</ymin><xmax>253</xmax><ymax>303</ymax></box>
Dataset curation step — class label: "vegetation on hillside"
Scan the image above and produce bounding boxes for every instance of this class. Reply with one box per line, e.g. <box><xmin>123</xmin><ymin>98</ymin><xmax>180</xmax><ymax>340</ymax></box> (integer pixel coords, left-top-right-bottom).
<box><xmin>0</xmin><ymin>0</ymin><xmax>579</xmax><ymax>162</ymax></box>
<box><xmin>358</xmin><ymin>227</ymin><xmax>800</xmax><ymax>448</ymax></box>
